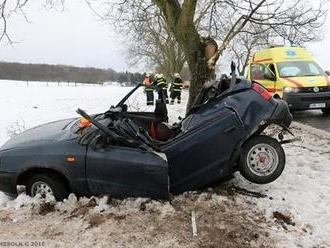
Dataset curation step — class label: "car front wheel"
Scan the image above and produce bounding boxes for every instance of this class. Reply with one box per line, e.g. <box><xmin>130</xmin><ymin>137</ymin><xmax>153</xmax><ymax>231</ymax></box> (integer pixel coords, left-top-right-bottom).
<box><xmin>322</xmin><ymin>108</ymin><xmax>330</xmax><ymax>115</ymax></box>
<box><xmin>26</xmin><ymin>174</ymin><xmax>69</xmax><ymax>201</ymax></box>
<box><xmin>239</xmin><ymin>136</ymin><xmax>285</xmax><ymax>184</ymax></box>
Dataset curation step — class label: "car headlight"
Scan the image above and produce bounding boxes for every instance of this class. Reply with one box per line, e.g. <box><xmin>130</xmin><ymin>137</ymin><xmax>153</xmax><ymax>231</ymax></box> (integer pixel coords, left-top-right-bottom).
<box><xmin>283</xmin><ymin>87</ymin><xmax>299</xmax><ymax>93</ymax></box>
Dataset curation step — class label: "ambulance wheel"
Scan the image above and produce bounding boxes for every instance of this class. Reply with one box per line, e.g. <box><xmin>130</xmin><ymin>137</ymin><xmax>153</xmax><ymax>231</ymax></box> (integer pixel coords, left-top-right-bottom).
<box><xmin>322</xmin><ymin>108</ymin><xmax>330</xmax><ymax>115</ymax></box>
<box><xmin>239</xmin><ymin>136</ymin><xmax>285</xmax><ymax>184</ymax></box>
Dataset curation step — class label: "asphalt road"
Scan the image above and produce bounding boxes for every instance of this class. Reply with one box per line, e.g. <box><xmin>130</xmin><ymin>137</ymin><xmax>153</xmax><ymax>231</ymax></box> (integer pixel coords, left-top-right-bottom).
<box><xmin>293</xmin><ymin>110</ymin><xmax>330</xmax><ymax>132</ymax></box>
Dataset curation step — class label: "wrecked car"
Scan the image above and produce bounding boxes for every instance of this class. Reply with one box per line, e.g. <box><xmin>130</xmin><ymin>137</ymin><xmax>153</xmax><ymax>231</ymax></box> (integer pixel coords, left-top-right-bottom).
<box><xmin>0</xmin><ymin>77</ymin><xmax>293</xmax><ymax>200</ymax></box>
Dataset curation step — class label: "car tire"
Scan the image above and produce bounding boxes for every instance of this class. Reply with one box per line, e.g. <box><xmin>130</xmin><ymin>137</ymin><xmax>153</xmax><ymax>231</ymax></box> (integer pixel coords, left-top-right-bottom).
<box><xmin>239</xmin><ymin>136</ymin><xmax>285</xmax><ymax>184</ymax></box>
<box><xmin>26</xmin><ymin>174</ymin><xmax>70</xmax><ymax>201</ymax></box>
<box><xmin>322</xmin><ymin>108</ymin><xmax>330</xmax><ymax>115</ymax></box>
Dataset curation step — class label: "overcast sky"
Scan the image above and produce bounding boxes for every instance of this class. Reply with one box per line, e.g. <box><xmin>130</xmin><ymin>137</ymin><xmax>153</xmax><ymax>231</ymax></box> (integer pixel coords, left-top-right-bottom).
<box><xmin>0</xmin><ymin>1</ymin><xmax>128</xmax><ymax>71</ymax></box>
<box><xmin>0</xmin><ymin>1</ymin><xmax>329</xmax><ymax>72</ymax></box>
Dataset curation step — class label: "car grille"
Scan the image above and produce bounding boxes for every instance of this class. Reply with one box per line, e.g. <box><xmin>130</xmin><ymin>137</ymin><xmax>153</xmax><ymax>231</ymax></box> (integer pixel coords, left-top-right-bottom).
<box><xmin>301</xmin><ymin>96</ymin><xmax>330</xmax><ymax>101</ymax></box>
<box><xmin>298</xmin><ymin>86</ymin><xmax>330</xmax><ymax>93</ymax></box>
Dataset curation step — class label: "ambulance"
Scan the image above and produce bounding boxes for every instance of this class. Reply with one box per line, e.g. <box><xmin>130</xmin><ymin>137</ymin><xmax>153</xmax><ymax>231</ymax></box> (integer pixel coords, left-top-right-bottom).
<box><xmin>247</xmin><ymin>46</ymin><xmax>330</xmax><ymax>114</ymax></box>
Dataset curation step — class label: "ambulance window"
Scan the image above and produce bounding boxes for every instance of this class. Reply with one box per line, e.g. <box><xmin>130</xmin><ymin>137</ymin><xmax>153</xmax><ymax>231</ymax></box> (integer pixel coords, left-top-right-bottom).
<box><xmin>251</xmin><ymin>64</ymin><xmax>275</xmax><ymax>81</ymax></box>
<box><xmin>309</xmin><ymin>64</ymin><xmax>320</xmax><ymax>75</ymax></box>
<box><xmin>278</xmin><ymin>61</ymin><xmax>325</xmax><ymax>77</ymax></box>
<box><xmin>279</xmin><ymin>66</ymin><xmax>300</xmax><ymax>77</ymax></box>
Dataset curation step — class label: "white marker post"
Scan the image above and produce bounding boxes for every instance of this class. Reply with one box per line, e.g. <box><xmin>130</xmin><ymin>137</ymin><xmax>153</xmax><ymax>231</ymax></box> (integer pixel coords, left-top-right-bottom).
<box><xmin>191</xmin><ymin>210</ymin><xmax>198</xmax><ymax>238</ymax></box>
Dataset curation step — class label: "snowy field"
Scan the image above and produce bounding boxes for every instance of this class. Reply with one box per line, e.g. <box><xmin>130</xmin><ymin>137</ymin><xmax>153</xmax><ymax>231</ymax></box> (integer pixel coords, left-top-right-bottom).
<box><xmin>0</xmin><ymin>80</ymin><xmax>330</xmax><ymax>247</ymax></box>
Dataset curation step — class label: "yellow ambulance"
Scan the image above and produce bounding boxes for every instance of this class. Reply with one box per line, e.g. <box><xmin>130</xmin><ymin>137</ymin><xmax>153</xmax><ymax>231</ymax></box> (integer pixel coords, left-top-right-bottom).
<box><xmin>247</xmin><ymin>46</ymin><xmax>330</xmax><ymax>114</ymax></box>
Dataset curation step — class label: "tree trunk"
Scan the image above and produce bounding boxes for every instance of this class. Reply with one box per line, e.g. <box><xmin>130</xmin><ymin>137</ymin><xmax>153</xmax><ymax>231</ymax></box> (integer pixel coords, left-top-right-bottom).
<box><xmin>186</xmin><ymin>44</ymin><xmax>209</xmax><ymax>111</ymax></box>
<box><xmin>153</xmin><ymin>0</ymin><xmax>218</xmax><ymax>113</ymax></box>
<box><xmin>185</xmin><ymin>38</ymin><xmax>219</xmax><ymax>112</ymax></box>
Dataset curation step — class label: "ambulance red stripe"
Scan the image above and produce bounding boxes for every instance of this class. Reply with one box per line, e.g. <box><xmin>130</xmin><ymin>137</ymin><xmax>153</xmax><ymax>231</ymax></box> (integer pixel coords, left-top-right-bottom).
<box><xmin>265</xmin><ymin>88</ymin><xmax>283</xmax><ymax>93</ymax></box>
<box><xmin>253</xmin><ymin>58</ymin><xmax>273</xmax><ymax>63</ymax></box>
<box><xmin>283</xmin><ymin>78</ymin><xmax>304</xmax><ymax>88</ymax></box>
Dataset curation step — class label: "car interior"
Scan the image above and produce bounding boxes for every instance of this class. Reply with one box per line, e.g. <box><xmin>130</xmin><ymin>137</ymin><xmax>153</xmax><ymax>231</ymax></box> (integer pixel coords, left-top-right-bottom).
<box><xmin>77</xmin><ymin>76</ymin><xmax>241</xmax><ymax>151</ymax></box>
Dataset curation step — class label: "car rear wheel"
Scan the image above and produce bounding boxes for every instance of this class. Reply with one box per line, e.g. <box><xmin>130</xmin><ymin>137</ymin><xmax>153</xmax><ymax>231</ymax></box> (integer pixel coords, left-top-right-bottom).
<box><xmin>322</xmin><ymin>108</ymin><xmax>330</xmax><ymax>115</ymax></box>
<box><xmin>239</xmin><ymin>136</ymin><xmax>285</xmax><ymax>184</ymax></box>
<box><xmin>26</xmin><ymin>174</ymin><xmax>69</xmax><ymax>201</ymax></box>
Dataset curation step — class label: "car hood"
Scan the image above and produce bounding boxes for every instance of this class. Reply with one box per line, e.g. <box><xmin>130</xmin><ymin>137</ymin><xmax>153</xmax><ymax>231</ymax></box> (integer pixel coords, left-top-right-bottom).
<box><xmin>0</xmin><ymin>118</ymin><xmax>78</xmax><ymax>151</ymax></box>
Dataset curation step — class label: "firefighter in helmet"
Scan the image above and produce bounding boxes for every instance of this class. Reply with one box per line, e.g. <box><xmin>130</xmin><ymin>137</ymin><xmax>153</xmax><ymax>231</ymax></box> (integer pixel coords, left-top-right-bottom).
<box><xmin>143</xmin><ymin>73</ymin><xmax>154</xmax><ymax>105</ymax></box>
<box><xmin>170</xmin><ymin>73</ymin><xmax>183</xmax><ymax>104</ymax></box>
<box><xmin>154</xmin><ymin>73</ymin><xmax>169</xmax><ymax>104</ymax></box>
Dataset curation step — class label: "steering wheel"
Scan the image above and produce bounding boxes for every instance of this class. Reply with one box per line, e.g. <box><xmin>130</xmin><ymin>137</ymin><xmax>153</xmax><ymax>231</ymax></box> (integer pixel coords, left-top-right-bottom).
<box><xmin>77</xmin><ymin>109</ymin><xmax>117</xmax><ymax>138</ymax></box>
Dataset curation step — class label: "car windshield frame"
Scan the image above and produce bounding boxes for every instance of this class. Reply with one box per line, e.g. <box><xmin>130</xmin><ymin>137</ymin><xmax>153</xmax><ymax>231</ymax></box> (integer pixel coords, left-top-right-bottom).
<box><xmin>277</xmin><ymin>61</ymin><xmax>326</xmax><ymax>78</ymax></box>
<box><xmin>115</xmin><ymin>84</ymin><xmax>143</xmax><ymax>108</ymax></box>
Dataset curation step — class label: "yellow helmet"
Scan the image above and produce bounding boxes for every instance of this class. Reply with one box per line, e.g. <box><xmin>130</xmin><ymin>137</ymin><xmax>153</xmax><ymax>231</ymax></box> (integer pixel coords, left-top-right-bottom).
<box><xmin>174</xmin><ymin>73</ymin><xmax>181</xmax><ymax>78</ymax></box>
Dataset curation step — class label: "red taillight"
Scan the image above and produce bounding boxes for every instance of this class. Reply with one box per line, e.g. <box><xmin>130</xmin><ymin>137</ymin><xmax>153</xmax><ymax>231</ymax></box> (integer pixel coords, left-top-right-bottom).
<box><xmin>252</xmin><ymin>83</ymin><xmax>272</xmax><ymax>101</ymax></box>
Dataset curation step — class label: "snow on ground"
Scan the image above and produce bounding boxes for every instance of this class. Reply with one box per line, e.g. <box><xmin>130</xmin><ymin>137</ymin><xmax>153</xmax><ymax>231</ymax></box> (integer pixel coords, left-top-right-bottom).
<box><xmin>0</xmin><ymin>80</ymin><xmax>329</xmax><ymax>247</ymax></box>
<box><xmin>232</xmin><ymin>122</ymin><xmax>330</xmax><ymax>247</ymax></box>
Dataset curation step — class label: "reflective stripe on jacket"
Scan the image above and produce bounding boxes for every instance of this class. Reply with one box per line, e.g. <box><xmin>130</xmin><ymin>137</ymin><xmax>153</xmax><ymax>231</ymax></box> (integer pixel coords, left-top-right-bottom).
<box><xmin>171</xmin><ymin>78</ymin><xmax>183</xmax><ymax>91</ymax></box>
<box><xmin>154</xmin><ymin>78</ymin><xmax>167</xmax><ymax>90</ymax></box>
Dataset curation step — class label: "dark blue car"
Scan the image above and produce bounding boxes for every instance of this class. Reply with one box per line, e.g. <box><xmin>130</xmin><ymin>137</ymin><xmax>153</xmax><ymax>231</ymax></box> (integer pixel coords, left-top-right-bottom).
<box><xmin>0</xmin><ymin>78</ymin><xmax>292</xmax><ymax>200</ymax></box>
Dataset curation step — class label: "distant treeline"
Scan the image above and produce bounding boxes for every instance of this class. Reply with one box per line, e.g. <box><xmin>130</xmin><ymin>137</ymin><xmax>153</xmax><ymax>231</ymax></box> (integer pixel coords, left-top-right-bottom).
<box><xmin>0</xmin><ymin>62</ymin><xmax>144</xmax><ymax>85</ymax></box>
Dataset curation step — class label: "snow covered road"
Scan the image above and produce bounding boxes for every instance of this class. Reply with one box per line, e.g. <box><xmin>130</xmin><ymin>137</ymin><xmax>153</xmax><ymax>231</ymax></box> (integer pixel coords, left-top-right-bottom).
<box><xmin>0</xmin><ymin>80</ymin><xmax>329</xmax><ymax>247</ymax></box>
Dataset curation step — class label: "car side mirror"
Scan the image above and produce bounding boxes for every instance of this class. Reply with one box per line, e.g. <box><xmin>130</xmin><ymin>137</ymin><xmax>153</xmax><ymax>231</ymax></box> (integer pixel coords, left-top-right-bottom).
<box><xmin>122</xmin><ymin>104</ymin><xmax>128</xmax><ymax>112</ymax></box>
<box><xmin>325</xmin><ymin>71</ymin><xmax>330</xmax><ymax>76</ymax></box>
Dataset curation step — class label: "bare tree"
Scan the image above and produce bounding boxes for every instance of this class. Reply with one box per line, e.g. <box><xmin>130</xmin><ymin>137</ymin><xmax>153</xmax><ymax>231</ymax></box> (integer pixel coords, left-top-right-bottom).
<box><xmin>0</xmin><ymin>0</ymin><xmax>29</xmax><ymax>44</ymax></box>
<box><xmin>122</xmin><ymin>3</ymin><xmax>186</xmax><ymax>77</ymax></box>
<box><xmin>227</xmin><ymin>10</ymin><xmax>325</xmax><ymax>77</ymax></box>
<box><xmin>0</xmin><ymin>0</ymin><xmax>66</xmax><ymax>45</ymax></box>
<box><xmin>86</xmin><ymin>1</ymin><xmax>214</xmax><ymax>79</ymax></box>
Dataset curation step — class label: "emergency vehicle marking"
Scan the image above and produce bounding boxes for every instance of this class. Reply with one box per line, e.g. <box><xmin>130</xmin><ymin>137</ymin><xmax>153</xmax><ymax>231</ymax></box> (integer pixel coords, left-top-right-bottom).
<box><xmin>253</xmin><ymin>58</ymin><xmax>273</xmax><ymax>63</ymax></box>
<box><xmin>265</xmin><ymin>88</ymin><xmax>283</xmax><ymax>93</ymax></box>
<box><xmin>285</xmin><ymin>50</ymin><xmax>297</xmax><ymax>57</ymax></box>
<box><xmin>283</xmin><ymin>78</ymin><xmax>304</xmax><ymax>88</ymax></box>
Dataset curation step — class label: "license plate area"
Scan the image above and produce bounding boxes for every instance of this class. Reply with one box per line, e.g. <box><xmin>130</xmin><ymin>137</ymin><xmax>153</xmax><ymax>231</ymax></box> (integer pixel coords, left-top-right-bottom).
<box><xmin>309</xmin><ymin>103</ymin><xmax>326</xmax><ymax>109</ymax></box>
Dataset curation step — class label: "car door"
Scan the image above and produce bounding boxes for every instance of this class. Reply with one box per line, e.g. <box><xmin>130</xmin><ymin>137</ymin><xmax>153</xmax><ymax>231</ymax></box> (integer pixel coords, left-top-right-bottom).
<box><xmin>251</xmin><ymin>63</ymin><xmax>276</xmax><ymax>93</ymax></box>
<box><xmin>86</xmin><ymin>143</ymin><xmax>169</xmax><ymax>199</ymax></box>
<box><xmin>162</xmin><ymin>106</ymin><xmax>245</xmax><ymax>193</ymax></box>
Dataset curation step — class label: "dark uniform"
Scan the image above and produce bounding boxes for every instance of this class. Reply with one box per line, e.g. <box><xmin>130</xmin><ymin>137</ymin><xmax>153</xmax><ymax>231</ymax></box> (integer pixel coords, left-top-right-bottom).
<box><xmin>143</xmin><ymin>76</ymin><xmax>154</xmax><ymax>105</ymax></box>
<box><xmin>154</xmin><ymin>75</ymin><xmax>169</xmax><ymax>104</ymax></box>
<box><xmin>170</xmin><ymin>77</ymin><xmax>183</xmax><ymax>104</ymax></box>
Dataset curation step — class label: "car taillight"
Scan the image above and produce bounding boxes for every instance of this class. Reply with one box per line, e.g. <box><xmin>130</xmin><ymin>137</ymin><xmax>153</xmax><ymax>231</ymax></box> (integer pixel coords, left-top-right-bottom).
<box><xmin>252</xmin><ymin>83</ymin><xmax>272</xmax><ymax>101</ymax></box>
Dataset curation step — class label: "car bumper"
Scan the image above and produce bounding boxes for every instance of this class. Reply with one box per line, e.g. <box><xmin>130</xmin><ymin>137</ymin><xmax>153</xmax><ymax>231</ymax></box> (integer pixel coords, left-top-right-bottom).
<box><xmin>283</xmin><ymin>91</ymin><xmax>330</xmax><ymax>110</ymax></box>
<box><xmin>0</xmin><ymin>171</ymin><xmax>17</xmax><ymax>194</ymax></box>
<box><xmin>268</xmin><ymin>99</ymin><xmax>293</xmax><ymax>127</ymax></box>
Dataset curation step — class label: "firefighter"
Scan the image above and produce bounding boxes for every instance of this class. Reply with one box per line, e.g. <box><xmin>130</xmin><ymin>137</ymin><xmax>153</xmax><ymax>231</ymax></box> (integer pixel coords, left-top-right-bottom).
<box><xmin>143</xmin><ymin>73</ymin><xmax>154</xmax><ymax>105</ymax></box>
<box><xmin>170</xmin><ymin>73</ymin><xmax>183</xmax><ymax>104</ymax></box>
<box><xmin>154</xmin><ymin>73</ymin><xmax>169</xmax><ymax>104</ymax></box>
